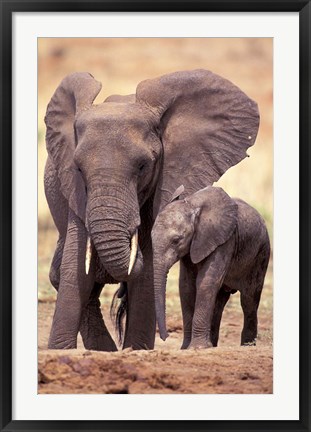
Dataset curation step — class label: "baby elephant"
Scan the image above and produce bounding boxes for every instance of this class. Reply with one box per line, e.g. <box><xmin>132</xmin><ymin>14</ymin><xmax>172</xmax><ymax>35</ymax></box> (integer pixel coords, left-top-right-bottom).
<box><xmin>151</xmin><ymin>185</ymin><xmax>270</xmax><ymax>349</ymax></box>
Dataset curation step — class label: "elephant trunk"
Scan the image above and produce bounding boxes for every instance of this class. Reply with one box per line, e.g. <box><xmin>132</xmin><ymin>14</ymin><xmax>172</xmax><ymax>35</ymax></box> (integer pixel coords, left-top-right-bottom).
<box><xmin>153</xmin><ymin>259</ymin><xmax>169</xmax><ymax>341</ymax></box>
<box><xmin>87</xmin><ymin>188</ymin><xmax>142</xmax><ymax>281</ymax></box>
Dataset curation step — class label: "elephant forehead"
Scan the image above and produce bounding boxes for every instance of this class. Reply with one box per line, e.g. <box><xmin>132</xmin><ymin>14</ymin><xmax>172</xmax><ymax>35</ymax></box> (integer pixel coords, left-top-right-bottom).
<box><xmin>76</xmin><ymin>102</ymin><xmax>152</xmax><ymax>133</ymax></box>
<box><xmin>156</xmin><ymin>206</ymin><xmax>187</xmax><ymax>231</ymax></box>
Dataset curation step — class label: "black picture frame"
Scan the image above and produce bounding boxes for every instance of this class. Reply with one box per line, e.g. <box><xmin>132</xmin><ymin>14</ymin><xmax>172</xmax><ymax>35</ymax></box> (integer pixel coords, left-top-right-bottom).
<box><xmin>1</xmin><ymin>1</ymin><xmax>310</xmax><ymax>431</ymax></box>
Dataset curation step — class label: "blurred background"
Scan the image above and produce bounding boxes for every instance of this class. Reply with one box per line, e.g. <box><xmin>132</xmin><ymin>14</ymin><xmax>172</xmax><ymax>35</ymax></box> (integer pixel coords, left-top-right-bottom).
<box><xmin>38</xmin><ymin>38</ymin><xmax>273</xmax><ymax>350</ymax></box>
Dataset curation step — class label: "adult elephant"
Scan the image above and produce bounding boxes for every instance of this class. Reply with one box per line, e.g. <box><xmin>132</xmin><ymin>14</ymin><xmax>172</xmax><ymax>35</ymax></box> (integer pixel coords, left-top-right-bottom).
<box><xmin>44</xmin><ymin>69</ymin><xmax>259</xmax><ymax>350</ymax></box>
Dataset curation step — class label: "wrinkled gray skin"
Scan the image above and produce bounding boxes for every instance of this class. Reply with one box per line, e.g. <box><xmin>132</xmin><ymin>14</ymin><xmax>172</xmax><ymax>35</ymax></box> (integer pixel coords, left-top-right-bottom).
<box><xmin>44</xmin><ymin>70</ymin><xmax>259</xmax><ymax>350</ymax></box>
<box><xmin>152</xmin><ymin>186</ymin><xmax>270</xmax><ymax>349</ymax></box>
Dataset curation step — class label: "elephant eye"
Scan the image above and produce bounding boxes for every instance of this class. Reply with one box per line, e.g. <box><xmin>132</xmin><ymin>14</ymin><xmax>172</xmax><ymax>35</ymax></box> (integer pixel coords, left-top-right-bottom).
<box><xmin>138</xmin><ymin>155</ymin><xmax>153</xmax><ymax>176</ymax></box>
<box><xmin>77</xmin><ymin>167</ymin><xmax>86</xmax><ymax>191</ymax></box>
<box><xmin>172</xmin><ymin>235</ymin><xmax>182</xmax><ymax>245</ymax></box>
<box><xmin>154</xmin><ymin>125</ymin><xmax>161</xmax><ymax>137</ymax></box>
<box><xmin>77</xmin><ymin>167</ymin><xmax>84</xmax><ymax>177</ymax></box>
<box><xmin>138</xmin><ymin>162</ymin><xmax>146</xmax><ymax>175</ymax></box>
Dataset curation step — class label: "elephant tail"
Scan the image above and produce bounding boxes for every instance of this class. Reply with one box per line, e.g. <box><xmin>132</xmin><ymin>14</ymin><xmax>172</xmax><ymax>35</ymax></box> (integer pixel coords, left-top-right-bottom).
<box><xmin>110</xmin><ymin>282</ymin><xmax>128</xmax><ymax>346</ymax></box>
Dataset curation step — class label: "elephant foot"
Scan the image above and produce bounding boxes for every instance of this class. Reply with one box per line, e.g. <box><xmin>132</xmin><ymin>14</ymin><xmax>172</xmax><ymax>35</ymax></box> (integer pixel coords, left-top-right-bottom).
<box><xmin>80</xmin><ymin>298</ymin><xmax>118</xmax><ymax>352</ymax></box>
<box><xmin>188</xmin><ymin>338</ymin><xmax>214</xmax><ymax>350</ymax></box>
<box><xmin>123</xmin><ymin>341</ymin><xmax>151</xmax><ymax>350</ymax></box>
<box><xmin>210</xmin><ymin>334</ymin><xmax>219</xmax><ymax>347</ymax></box>
<box><xmin>48</xmin><ymin>336</ymin><xmax>77</xmax><ymax>350</ymax></box>
<box><xmin>82</xmin><ymin>333</ymin><xmax>118</xmax><ymax>352</ymax></box>
<box><xmin>241</xmin><ymin>338</ymin><xmax>257</xmax><ymax>347</ymax></box>
<box><xmin>180</xmin><ymin>338</ymin><xmax>191</xmax><ymax>350</ymax></box>
<box><xmin>210</xmin><ymin>340</ymin><xmax>219</xmax><ymax>348</ymax></box>
<box><xmin>48</xmin><ymin>315</ymin><xmax>78</xmax><ymax>349</ymax></box>
<box><xmin>241</xmin><ymin>330</ymin><xmax>257</xmax><ymax>346</ymax></box>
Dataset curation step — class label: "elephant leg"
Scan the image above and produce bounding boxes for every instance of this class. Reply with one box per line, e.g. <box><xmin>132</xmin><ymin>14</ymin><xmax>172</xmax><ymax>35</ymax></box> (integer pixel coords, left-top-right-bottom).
<box><xmin>79</xmin><ymin>282</ymin><xmax>117</xmax><ymax>352</ymax></box>
<box><xmin>49</xmin><ymin>236</ymin><xmax>117</xmax><ymax>351</ymax></box>
<box><xmin>48</xmin><ymin>236</ymin><xmax>117</xmax><ymax>350</ymax></box>
<box><xmin>240</xmin><ymin>247</ymin><xmax>269</xmax><ymax>346</ymax></box>
<box><xmin>123</xmin><ymin>244</ymin><xmax>156</xmax><ymax>350</ymax></box>
<box><xmin>189</xmin><ymin>240</ymin><xmax>234</xmax><ymax>349</ymax></box>
<box><xmin>240</xmin><ymin>279</ymin><xmax>265</xmax><ymax>346</ymax></box>
<box><xmin>210</xmin><ymin>286</ymin><xmax>231</xmax><ymax>347</ymax></box>
<box><xmin>123</xmin><ymin>206</ymin><xmax>156</xmax><ymax>350</ymax></box>
<box><xmin>240</xmin><ymin>288</ymin><xmax>261</xmax><ymax>346</ymax></box>
<box><xmin>189</xmin><ymin>275</ymin><xmax>221</xmax><ymax>349</ymax></box>
<box><xmin>179</xmin><ymin>256</ymin><xmax>197</xmax><ymax>349</ymax></box>
<box><xmin>48</xmin><ymin>209</ymin><xmax>90</xmax><ymax>349</ymax></box>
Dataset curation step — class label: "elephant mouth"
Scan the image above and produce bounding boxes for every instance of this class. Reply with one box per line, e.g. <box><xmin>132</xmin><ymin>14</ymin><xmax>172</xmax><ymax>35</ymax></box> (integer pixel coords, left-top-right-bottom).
<box><xmin>85</xmin><ymin>225</ymin><xmax>142</xmax><ymax>281</ymax></box>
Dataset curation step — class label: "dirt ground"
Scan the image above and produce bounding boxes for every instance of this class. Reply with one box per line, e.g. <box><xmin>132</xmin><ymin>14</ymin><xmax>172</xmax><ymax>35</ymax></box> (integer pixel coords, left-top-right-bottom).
<box><xmin>38</xmin><ymin>38</ymin><xmax>273</xmax><ymax>395</ymax></box>
<box><xmin>38</xmin><ymin>261</ymin><xmax>273</xmax><ymax>394</ymax></box>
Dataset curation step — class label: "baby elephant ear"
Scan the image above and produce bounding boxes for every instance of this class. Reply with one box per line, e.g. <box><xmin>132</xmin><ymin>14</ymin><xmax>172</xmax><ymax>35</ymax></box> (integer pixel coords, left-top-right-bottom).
<box><xmin>104</xmin><ymin>94</ymin><xmax>136</xmax><ymax>103</ymax></box>
<box><xmin>136</xmin><ymin>70</ymin><xmax>259</xmax><ymax>216</ymax></box>
<box><xmin>188</xmin><ymin>187</ymin><xmax>238</xmax><ymax>264</ymax></box>
<box><xmin>45</xmin><ymin>72</ymin><xmax>102</xmax><ymax>221</ymax></box>
<box><xmin>169</xmin><ymin>185</ymin><xmax>185</xmax><ymax>203</ymax></box>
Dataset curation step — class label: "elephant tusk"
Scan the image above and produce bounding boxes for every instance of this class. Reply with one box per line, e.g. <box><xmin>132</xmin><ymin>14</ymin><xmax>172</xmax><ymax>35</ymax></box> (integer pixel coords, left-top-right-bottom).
<box><xmin>85</xmin><ymin>236</ymin><xmax>91</xmax><ymax>275</ymax></box>
<box><xmin>128</xmin><ymin>229</ymin><xmax>138</xmax><ymax>275</ymax></box>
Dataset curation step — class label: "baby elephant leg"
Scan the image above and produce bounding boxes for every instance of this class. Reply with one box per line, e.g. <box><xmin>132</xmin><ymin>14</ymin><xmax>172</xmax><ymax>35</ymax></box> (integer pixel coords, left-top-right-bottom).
<box><xmin>240</xmin><ymin>289</ymin><xmax>261</xmax><ymax>346</ymax></box>
<box><xmin>189</xmin><ymin>241</ymin><xmax>234</xmax><ymax>349</ymax></box>
<box><xmin>179</xmin><ymin>256</ymin><xmax>197</xmax><ymax>349</ymax></box>
<box><xmin>240</xmin><ymin>246</ymin><xmax>270</xmax><ymax>346</ymax></box>
<box><xmin>210</xmin><ymin>286</ymin><xmax>231</xmax><ymax>347</ymax></box>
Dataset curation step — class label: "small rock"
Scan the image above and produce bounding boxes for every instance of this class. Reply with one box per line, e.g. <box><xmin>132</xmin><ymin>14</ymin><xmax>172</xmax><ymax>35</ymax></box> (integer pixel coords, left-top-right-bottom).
<box><xmin>58</xmin><ymin>356</ymin><xmax>72</xmax><ymax>365</ymax></box>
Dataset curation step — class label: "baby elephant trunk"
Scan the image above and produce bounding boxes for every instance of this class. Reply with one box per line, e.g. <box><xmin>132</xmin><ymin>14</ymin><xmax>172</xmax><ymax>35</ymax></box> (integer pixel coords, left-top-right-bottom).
<box><xmin>153</xmin><ymin>261</ymin><xmax>169</xmax><ymax>341</ymax></box>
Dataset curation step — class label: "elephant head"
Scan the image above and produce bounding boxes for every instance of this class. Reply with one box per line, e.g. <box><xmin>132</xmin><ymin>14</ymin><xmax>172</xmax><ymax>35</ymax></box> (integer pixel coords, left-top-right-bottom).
<box><xmin>45</xmin><ymin>70</ymin><xmax>259</xmax><ymax>283</ymax></box>
<box><xmin>151</xmin><ymin>186</ymin><xmax>238</xmax><ymax>341</ymax></box>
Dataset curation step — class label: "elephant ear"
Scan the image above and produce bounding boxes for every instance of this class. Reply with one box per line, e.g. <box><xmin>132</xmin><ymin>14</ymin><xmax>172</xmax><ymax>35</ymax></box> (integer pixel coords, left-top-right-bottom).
<box><xmin>104</xmin><ymin>94</ymin><xmax>135</xmax><ymax>103</ymax></box>
<box><xmin>136</xmin><ymin>69</ymin><xmax>259</xmax><ymax>216</ymax></box>
<box><xmin>188</xmin><ymin>187</ymin><xmax>238</xmax><ymax>264</ymax></box>
<box><xmin>169</xmin><ymin>185</ymin><xmax>185</xmax><ymax>203</ymax></box>
<box><xmin>45</xmin><ymin>72</ymin><xmax>102</xmax><ymax>221</ymax></box>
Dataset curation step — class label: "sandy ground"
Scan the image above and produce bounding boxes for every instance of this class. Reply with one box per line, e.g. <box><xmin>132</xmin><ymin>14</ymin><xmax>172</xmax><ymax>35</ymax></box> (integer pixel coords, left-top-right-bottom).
<box><xmin>38</xmin><ymin>269</ymin><xmax>273</xmax><ymax>394</ymax></box>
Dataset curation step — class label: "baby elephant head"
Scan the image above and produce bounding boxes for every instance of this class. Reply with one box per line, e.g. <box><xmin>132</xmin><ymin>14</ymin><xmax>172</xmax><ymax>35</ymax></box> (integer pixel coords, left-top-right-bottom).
<box><xmin>151</xmin><ymin>185</ymin><xmax>238</xmax><ymax>341</ymax></box>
